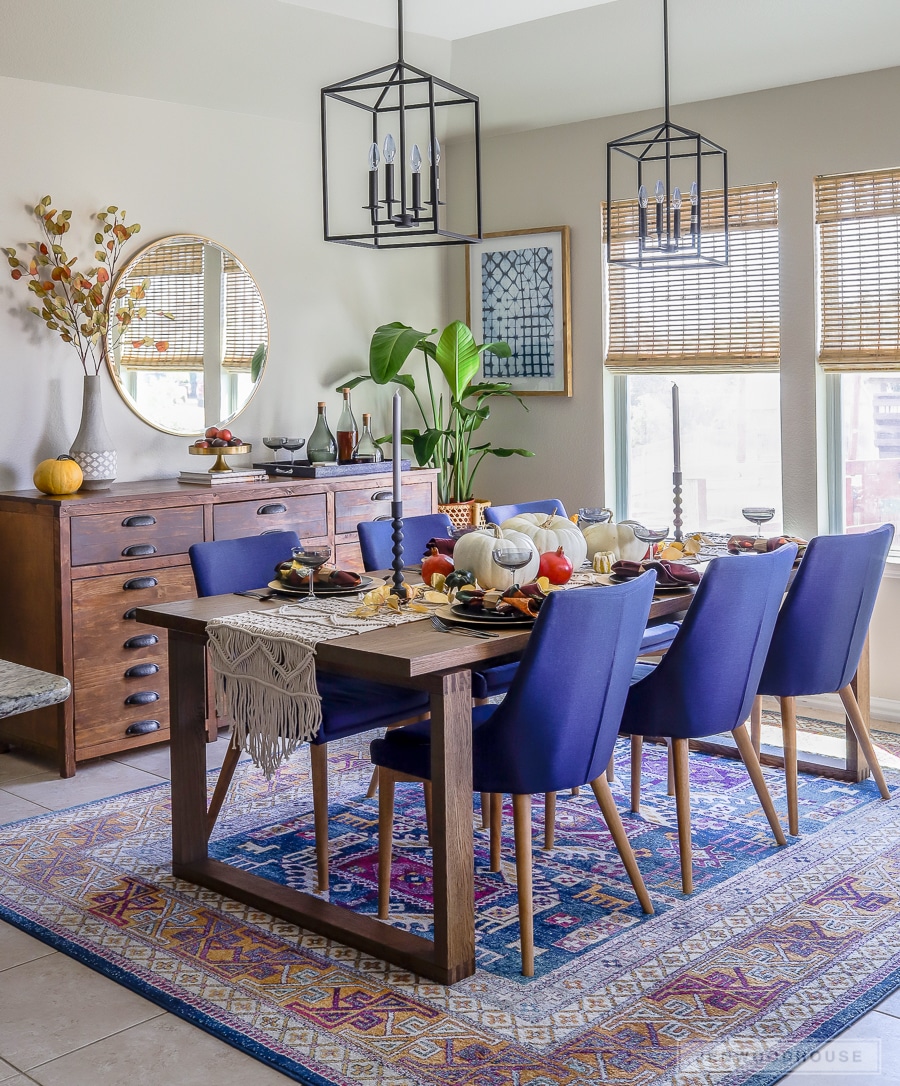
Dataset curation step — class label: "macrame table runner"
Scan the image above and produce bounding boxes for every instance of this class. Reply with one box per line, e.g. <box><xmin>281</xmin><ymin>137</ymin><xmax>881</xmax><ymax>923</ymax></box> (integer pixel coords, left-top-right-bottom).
<box><xmin>207</xmin><ymin>598</ymin><xmax>429</xmax><ymax>778</ymax></box>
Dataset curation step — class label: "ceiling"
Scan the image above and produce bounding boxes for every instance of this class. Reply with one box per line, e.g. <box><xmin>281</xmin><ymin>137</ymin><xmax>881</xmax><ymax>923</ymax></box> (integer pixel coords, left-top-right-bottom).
<box><xmin>276</xmin><ymin>0</ymin><xmax>624</xmax><ymax>41</ymax></box>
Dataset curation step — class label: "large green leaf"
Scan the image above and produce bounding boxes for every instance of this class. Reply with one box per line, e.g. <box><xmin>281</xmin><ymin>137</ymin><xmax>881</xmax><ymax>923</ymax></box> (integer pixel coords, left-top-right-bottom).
<box><xmin>334</xmin><ymin>375</ymin><xmax>372</xmax><ymax>393</ymax></box>
<box><xmin>487</xmin><ymin>447</ymin><xmax>534</xmax><ymax>458</ymax></box>
<box><xmin>390</xmin><ymin>373</ymin><xmax>417</xmax><ymax>393</ymax></box>
<box><xmin>250</xmin><ymin>343</ymin><xmax>267</xmax><ymax>383</ymax></box>
<box><xmin>412</xmin><ymin>428</ymin><xmax>446</xmax><ymax>466</ymax></box>
<box><xmin>433</xmin><ymin>321</ymin><xmax>481</xmax><ymax>401</ymax></box>
<box><xmin>477</xmin><ymin>341</ymin><xmax>512</xmax><ymax>358</ymax></box>
<box><xmin>369</xmin><ymin>322</ymin><xmax>433</xmax><ymax>384</ymax></box>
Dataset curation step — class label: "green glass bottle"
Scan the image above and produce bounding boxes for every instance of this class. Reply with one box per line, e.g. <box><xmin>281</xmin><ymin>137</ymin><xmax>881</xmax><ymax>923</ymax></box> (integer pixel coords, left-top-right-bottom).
<box><xmin>307</xmin><ymin>401</ymin><xmax>337</xmax><ymax>463</ymax></box>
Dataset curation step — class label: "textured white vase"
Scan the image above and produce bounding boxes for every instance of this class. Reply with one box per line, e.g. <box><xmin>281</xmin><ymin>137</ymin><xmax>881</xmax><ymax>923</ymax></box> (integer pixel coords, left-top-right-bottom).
<box><xmin>70</xmin><ymin>374</ymin><xmax>117</xmax><ymax>490</ymax></box>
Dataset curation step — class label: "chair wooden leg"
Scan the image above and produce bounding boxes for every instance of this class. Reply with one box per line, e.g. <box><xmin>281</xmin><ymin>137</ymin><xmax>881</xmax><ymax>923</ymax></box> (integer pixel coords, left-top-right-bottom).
<box><xmin>480</xmin><ymin>792</ymin><xmax>490</xmax><ymax>829</ymax></box>
<box><xmin>571</xmin><ymin>786</ymin><xmax>580</xmax><ymax>796</ymax></box>
<box><xmin>366</xmin><ymin>766</ymin><xmax>379</xmax><ymax>799</ymax></box>
<box><xmin>206</xmin><ymin>740</ymin><xmax>242</xmax><ymax>839</ymax></box>
<box><xmin>671</xmin><ymin>737</ymin><xmax>693</xmax><ymax>895</ymax></box>
<box><xmin>666</xmin><ymin>737</ymin><xmax>675</xmax><ymax>796</ymax></box>
<box><xmin>780</xmin><ymin>696</ymin><xmax>800</xmax><ymax>836</ymax></box>
<box><xmin>422</xmin><ymin>781</ymin><xmax>433</xmax><ymax>845</ymax></box>
<box><xmin>732</xmin><ymin>724</ymin><xmax>787</xmax><ymax>846</ymax></box>
<box><xmin>543</xmin><ymin>791</ymin><xmax>556</xmax><ymax>851</ymax></box>
<box><xmin>606</xmin><ymin>756</ymin><xmax>615</xmax><ymax>783</ymax></box>
<box><xmin>377</xmin><ymin>770</ymin><xmax>396</xmax><ymax>919</ymax></box>
<box><xmin>589</xmin><ymin>775</ymin><xmax>653</xmax><ymax>914</ymax></box>
<box><xmin>512</xmin><ymin>794</ymin><xmax>535</xmax><ymax>978</ymax></box>
<box><xmin>310</xmin><ymin>743</ymin><xmax>330</xmax><ymax>893</ymax></box>
<box><xmin>490</xmin><ymin>793</ymin><xmax>502</xmax><ymax>872</ymax></box>
<box><xmin>839</xmin><ymin>685</ymin><xmax>891</xmax><ymax>800</ymax></box>
<box><xmin>750</xmin><ymin>695</ymin><xmax>763</xmax><ymax>758</ymax></box>
<box><xmin>630</xmin><ymin>735</ymin><xmax>643</xmax><ymax>814</ymax></box>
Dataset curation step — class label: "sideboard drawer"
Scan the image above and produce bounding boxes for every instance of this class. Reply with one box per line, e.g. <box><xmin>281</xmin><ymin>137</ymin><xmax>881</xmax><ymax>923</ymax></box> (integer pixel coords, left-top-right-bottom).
<box><xmin>213</xmin><ymin>493</ymin><xmax>328</xmax><ymax>541</ymax></box>
<box><xmin>71</xmin><ymin>506</ymin><xmax>203</xmax><ymax>566</ymax></box>
<box><xmin>334</xmin><ymin>480</ymin><xmax>433</xmax><ymax>537</ymax></box>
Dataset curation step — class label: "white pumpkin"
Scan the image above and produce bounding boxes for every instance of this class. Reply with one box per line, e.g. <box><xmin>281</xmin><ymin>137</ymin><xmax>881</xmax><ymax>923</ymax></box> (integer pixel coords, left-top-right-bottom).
<box><xmin>582</xmin><ymin>519</ymin><xmax>648</xmax><ymax>563</ymax></box>
<box><xmin>500</xmin><ymin>513</ymin><xmax>588</xmax><ymax>569</ymax></box>
<box><xmin>452</xmin><ymin>524</ymin><xmax>540</xmax><ymax>591</ymax></box>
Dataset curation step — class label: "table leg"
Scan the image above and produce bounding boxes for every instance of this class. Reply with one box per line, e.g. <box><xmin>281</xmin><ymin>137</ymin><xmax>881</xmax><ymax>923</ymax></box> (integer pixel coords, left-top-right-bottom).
<box><xmin>429</xmin><ymin>669</ymin><xmax>476</xmax><ymax>983</ymax></box>
<box><xmin>168</xmin><ymin>630</ymin><xmax>213</xmax><ymax>866</ymax></box>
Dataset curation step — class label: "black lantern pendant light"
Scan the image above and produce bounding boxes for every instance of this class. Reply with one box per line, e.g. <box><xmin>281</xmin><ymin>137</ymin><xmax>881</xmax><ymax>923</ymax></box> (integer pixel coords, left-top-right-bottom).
<box><xmin>606</xmin><ymin>0</ymin><xmax>728</xmax><ymax>270</ymax></box>
<box><xmin>321</xmin><ymin>0</ymin><xmax>483</xmax><ymax>249</ymax></box>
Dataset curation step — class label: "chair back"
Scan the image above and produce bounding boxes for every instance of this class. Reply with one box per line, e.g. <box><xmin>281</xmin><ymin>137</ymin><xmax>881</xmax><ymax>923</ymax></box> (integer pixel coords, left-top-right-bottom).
<box><xmin>188</xmin><ymin>531</ymin><xmax>300</xmax><ymax>597</ymax></box>
<box><xmin>621</xmin><ymin>545</ymin><xmax>797</xmax><ymax>741</ymax></box>
<box><xmin>758</xmin><ymin>525</ymin><xmax>894</xmax><ymax>696</ymax></box>
<box><xmin>356</xmin><ymin>513</ymin><xmax>453</xmax><ymax>572</ymax></box>
<box><xmin>471</xmin><ymin>574</ymin><xmax>656</xmax><ymax>794</ymax></box>
<box><xmin>483</xmin><ymin>498</ymin><xmax>567</xmax><ymax>526</ymax></box>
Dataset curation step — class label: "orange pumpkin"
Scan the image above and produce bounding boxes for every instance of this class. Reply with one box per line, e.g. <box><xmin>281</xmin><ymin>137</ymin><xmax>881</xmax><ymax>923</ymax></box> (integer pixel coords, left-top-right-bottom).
<box><xmin>33</xmin><ymin>455</ymin><xmax>83</xmax><ymax>495</ymax></box>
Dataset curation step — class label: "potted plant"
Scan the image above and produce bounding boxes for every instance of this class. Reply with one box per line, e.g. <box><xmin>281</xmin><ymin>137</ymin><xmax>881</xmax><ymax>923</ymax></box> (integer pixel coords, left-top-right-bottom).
<box><xmin>341</xmin><ymin>320</ymin><xmax>533</xmax><ymax>524</ymax></box>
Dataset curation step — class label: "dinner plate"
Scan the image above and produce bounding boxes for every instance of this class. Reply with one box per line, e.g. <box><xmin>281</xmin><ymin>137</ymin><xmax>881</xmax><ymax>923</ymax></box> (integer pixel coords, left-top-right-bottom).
<box><xmin>268</xmin><ymin>575</ymin><xmax>377</xmax><ymax>597</ymax></box>
<box><xmin>438</xmin><ymin>604</ymin><xmax>535</xmax><ymax>628</ymax></box>
<box><xmin>608</xmin><ymin>574</ymin><xmax>696</xmax><ymax>594</ymax></box>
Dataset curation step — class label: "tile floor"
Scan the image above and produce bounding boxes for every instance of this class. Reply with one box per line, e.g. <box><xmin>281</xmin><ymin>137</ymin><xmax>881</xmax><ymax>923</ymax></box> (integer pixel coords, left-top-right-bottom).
<box><xmin>0</xmin><ymin>699</ymin><xmax>898</xmax><ymax>1084</ymax></box>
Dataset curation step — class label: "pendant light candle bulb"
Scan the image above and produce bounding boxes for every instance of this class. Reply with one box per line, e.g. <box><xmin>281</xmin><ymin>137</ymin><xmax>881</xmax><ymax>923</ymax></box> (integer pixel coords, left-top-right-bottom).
<box><xmin>638</xmin><ymin>184</ymin><xmax>649</xmax><ymax>208</ymax></box>
<box><xmin>672</xmin><ymin>187</ymin><xmax>682</xmax><ymax>208</ymax></box>
<box><xmin>410</xmin><ymin>144</ymin><xmax>422</xmax><ymax>173</ymax></box>
<box><xmin>655</xmin><ymin>180</ymin><xmax>665</xmax><ymax>203</ymax></box>
<box><xmin>410</xmin><ymin>144</ymin><xmax>423</xmax><ymax>214</ymax></box>
<box><xmin>690</xmin><ymin>181</ymin><xmax>698</xmax><ymax>204</ymax></box>
<box><xmin>428</xmin><ymin>137</ymin><xmax>441</xmax><ymax>166</ymax></box>
<box><xmin>383</xmin><ymin>134</ymin><xmax>396</xmax><ymax>163</ymax></box>
<box><xmin>368</xmin><ymin>143</ymin><xmax>380</xmax><ymax>171</ymax></box>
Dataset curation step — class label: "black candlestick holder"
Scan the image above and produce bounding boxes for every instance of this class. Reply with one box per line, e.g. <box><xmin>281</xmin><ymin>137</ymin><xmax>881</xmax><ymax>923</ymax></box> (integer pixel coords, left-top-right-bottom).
<box><xmin>390</xmin><ymin>501</ymin><xmax>409</xmax><ymax>601</ymax></box>
<box><xmin>673</xmin><ymin>470</ymin><xmax>684</xmax><ymax>543</ymax></box>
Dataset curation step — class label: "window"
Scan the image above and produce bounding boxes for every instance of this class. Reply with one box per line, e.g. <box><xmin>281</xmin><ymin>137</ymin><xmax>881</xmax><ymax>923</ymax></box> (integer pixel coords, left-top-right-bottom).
<box><xmin>817</xmin><ymin>168</ymin><xmax>900</xmax><ymax>547</ymax></box>
<box><xmin>605</xmin><ymin>184</ymin><xmax>783</xmax><ymax>531</ymax></box>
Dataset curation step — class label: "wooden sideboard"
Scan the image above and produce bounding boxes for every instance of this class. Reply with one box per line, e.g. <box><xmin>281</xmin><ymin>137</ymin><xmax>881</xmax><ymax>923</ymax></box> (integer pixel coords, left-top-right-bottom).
<box><xmin>0</xmin><ymin>470</ymin><xmax>438</xmax><ymax>776</ymax></box>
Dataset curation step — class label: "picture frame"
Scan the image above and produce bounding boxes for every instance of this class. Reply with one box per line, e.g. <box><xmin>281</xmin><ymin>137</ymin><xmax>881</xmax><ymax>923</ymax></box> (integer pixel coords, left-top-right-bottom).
<box><xmin>466</xmin><ymin>226</ymin><xmax>572</xmax><ymax>397</ymax></box>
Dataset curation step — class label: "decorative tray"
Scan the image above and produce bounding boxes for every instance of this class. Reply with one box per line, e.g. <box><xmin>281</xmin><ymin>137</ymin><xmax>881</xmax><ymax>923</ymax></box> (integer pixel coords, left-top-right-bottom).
<box><xmin>253</xmin><ymin>459</ymin><xmax>409</xmax><ymax>479</ymax></box>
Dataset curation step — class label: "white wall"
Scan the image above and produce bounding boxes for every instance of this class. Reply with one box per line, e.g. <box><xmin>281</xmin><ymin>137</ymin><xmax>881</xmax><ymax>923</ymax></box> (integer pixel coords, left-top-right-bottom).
<box><xmin>0</xmin><ymin>0</ymin><xmax>449</xmax><ymax>488</ymax></box>
<box><xmin>445</xmin><ymin>66</ymin><xmax>900</xmax><ymax>704</ymax></box>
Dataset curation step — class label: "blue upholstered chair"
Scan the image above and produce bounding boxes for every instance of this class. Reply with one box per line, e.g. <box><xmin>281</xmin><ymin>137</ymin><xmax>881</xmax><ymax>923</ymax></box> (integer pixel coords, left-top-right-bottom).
<box><xmin>622</xmin><ymin>544</ymin><xmax>797</xmax><ymax>895</ymax></box>
<box><xmin>357</xmin><ymin>512</ymin><xmax>454</xmax><ymax>573</ymax></box>
<box><xmin>189</xmin><ymin>531</ymin><xmax>429</xmax><ymax>891</ymax></box>
<box><xmin>370</xmin><ymin>575</ymin><xmax>657</xmax><ymax>976</ymax></box>
<box><xmin>750</xmin><ymin>526</ymin><xmax>893</xmax><ymax>835</ymax></box>
<box><xmin>483</xmin><ymin>498</ymin><xmax>568</xmax><ymax>526</ymax></box>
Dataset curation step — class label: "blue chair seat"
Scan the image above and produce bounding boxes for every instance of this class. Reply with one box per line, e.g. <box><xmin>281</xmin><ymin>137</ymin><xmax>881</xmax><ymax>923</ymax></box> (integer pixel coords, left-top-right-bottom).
<box><xmin>315</xmin><ymin>673</ymin><xmax>429</xmax><ymax>742</ymax></box>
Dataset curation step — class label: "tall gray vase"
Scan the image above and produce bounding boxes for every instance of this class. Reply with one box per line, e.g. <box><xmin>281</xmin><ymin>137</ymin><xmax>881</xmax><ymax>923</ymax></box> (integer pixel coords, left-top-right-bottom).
<box><xmin>70</xmin><ymin>374</ymin><xmax>117</xmax><ymax>490</ymax></box>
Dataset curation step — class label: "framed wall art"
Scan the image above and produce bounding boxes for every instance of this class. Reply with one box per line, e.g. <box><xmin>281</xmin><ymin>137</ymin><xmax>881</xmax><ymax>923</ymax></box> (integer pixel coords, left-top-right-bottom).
<box><xmin>466</xmin><ymin>226</ymin><xmax>572</xmax><ymax>397</ymax></box>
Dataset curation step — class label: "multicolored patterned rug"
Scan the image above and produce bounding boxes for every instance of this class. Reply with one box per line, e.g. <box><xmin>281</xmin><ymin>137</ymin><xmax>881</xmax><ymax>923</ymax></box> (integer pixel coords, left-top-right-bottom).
<box><xmin>1</xmin><ymin>713</ymin><xmax>900</xmax><ymax>1086</ymax></box>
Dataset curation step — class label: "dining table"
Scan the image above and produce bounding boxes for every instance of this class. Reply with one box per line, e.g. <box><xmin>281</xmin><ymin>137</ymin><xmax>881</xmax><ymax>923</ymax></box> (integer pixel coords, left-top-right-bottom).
<box><xmin>134</xmin><ymin>572</ymin><xmax>871</xmax><ymax>986</ymax></box>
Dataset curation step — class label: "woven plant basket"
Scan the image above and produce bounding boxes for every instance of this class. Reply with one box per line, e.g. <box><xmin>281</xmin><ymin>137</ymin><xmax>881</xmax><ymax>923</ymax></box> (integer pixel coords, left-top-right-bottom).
<box><xmin>438</xmin><ymin>499</ymin><xmax>491</xmax><ymax>530</ymax></box>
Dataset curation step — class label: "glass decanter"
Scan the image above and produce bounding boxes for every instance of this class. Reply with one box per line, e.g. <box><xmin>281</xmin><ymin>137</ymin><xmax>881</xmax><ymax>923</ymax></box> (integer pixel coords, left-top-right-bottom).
<box><xmin>307</xmin><ymin>402</ymin><xmax>337</xmax><ymax>463</ymax></box>
<box><xmin>352</xmin><ymin>413</ymin><xmax>384</xmax><ymax>463</ymax></box>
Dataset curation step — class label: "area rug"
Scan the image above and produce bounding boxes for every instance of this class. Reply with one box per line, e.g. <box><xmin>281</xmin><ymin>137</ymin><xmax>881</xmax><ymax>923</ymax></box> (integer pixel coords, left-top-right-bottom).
<box><xmin>1</xmin><ymin>713</ymin><xmax>899</xmax><ymax>1086</ymax></box>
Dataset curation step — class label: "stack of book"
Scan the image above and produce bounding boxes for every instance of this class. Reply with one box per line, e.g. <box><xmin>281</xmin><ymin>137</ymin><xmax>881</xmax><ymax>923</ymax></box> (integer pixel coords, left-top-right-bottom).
<box><xmin>178</xmin><ymin>469</ymin><xmax>268</xmax><ymax>486</ymax></box>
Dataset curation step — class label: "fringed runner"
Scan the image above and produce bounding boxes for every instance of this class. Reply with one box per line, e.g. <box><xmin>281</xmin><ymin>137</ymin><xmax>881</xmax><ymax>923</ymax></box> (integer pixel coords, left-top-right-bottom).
<box><xmin>207</xmin><ymin>598</ymin><xmax>429</xmax><ymax>777</ymax></box>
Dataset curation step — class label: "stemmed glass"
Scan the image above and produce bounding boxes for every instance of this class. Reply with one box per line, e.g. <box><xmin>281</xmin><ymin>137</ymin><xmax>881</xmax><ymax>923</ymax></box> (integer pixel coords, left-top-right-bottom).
<box><xmin>742</xmin><ymin>506</ymin><xmax>776</xmax><ymax>539</ymax></box>
<box><xmin>577</xmin><ymin>507</ymin><xmax>613</xmax><ymax>530</ymax></box>
<box><xmin>631</xmin><ymin>525</ymin><xmax>669</xmax><ymax>558</ymax></box>
<box><xmin>491</xmin><ymin>546</ymin><xmax>533</xmax><ymax>587</ymax></box>
<box><xmin>291</xmin><ymin>545</ymin><xmax>332</xmax><ymax>601</ymax></box>
<box><xmin>263</xmin><ymin>436</ymin><xmax>287</xmax><ymax>461</ymax></box>
<box><xmin>282</xmin><ymin>437</ymin><xmax>306</xmax><ymax>465</ymax></box>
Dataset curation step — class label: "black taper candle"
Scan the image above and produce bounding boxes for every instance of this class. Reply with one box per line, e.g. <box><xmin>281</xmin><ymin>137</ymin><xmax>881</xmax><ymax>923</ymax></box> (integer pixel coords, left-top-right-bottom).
<box><xmin>390</xmin><ymin>500</ymin><xmax>408</xmax><ymax>600</ymax></box>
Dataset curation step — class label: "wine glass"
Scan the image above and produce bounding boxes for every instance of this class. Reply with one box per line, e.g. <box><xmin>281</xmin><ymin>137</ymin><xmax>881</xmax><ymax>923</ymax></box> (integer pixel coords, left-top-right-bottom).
<box><xmin>282</xmin><ymin>437</ymin><xmax>306</xmax><ymax>465</ymax></box>
<box><xmin>577</xmin><ymin>507</ymin><xmax>613</xmax><ymax>530</ymax></box>
<box><xmin>291</xmin><ymin>545</ymin><xmax>332</xmax><ymax>601</ymax></box>
<box><xmin>263</xmin><ymin>436</ymin><xmax>287</xmax><ymax>461</ymax></box>
<box><xmin>631</xmin><ymin>525</ymin><xmax>669</xmax><ymax>555</ymax></box>
<box><xmin>491</xmin><ymin>546</ymin><xmax>533</xmax><ymax>587</ymax></box>
<box><xmin>742</xmin><ymin>506</ymin><xmax>776</xmax><ymax>540</ymax></box>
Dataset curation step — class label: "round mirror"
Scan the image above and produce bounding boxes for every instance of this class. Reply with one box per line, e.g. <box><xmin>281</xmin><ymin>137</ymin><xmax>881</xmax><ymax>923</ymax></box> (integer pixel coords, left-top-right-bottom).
<box><xmin>106</xmin><ymin>235</ymin><xmax>268</xmax><ymax>436</ymax></box>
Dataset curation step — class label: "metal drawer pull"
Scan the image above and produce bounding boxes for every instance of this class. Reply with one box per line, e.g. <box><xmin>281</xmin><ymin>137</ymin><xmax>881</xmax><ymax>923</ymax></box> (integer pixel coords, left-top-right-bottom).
<box><xmin>122</xmin><ymin>543</ymin><xmax>157</xmax><ymax>557</ymax></box>
<box><xmin>122</xmin><ymin>514</ymin><xmax>157</xmax><ymax>527</ymax></box>
<box><xmin>122</xmin><ymin>607</ymin><xmax>138</xmax><ymax>621</ymax></box>
<box><xmin>257</xmin><ymin>503</ymin><xmax>287</xmax><ymax>515</ymax></box>
<box><xmin>124</xmin><ymin>633</ymin><xmax>159</xmax><ymax>650</ymax></box>
<box><xmin>124</xmin><ymin>690</ymin><xmax>160</xmax><ymax>706</ymax></box>
<box><xmin>123</xmin><ymin>576</ymin><xmax>158</xmax><ymax>590</ymax></box>
<box><xmin>125</xmin><ymin>719</ymin><xmax>160</xmax><ymax>736</ymax></box>
<box><xmin>370</xmin><ymin>490</ymin><xmax>393</xmax><ymax>502</ymax></box>
<box><xmin>124</xmin><ymin>663</ymin><xmax>160</xmax><ymax>679</ymax></box>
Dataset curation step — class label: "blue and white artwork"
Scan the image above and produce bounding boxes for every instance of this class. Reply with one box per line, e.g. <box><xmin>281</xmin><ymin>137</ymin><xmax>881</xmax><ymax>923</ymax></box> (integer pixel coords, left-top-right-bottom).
<box><xmin>468</xmin><ymin>229</ymin><xmax>571</xmax><ymax>395</ymax></box>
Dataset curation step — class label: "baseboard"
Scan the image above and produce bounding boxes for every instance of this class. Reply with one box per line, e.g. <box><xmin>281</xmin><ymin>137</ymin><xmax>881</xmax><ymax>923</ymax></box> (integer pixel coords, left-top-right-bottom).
<box><xmin>794</xmin><ymin>694</ymin><xmax>900</xmax><ymax>724</ymax></box>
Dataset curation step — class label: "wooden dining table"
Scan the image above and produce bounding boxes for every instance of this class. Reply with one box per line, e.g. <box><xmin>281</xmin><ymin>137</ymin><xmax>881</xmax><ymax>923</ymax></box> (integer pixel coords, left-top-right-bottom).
<box><xmin>135</xmin><ymin>577</ymin><xmax>870</xmax><ymax>985</ymax></box>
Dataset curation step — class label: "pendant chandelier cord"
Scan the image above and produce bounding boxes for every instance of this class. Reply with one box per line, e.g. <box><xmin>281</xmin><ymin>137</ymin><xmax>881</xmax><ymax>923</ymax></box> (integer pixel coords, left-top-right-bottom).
<box><xmin>397</xmin><ymin>0</ymin><xmax>404</xmax><ymax>65</ymax></box>
<box><xmin>663</xmin><ymin>0</ymin><xmax>670</xmax><ymax>125</ymax></box>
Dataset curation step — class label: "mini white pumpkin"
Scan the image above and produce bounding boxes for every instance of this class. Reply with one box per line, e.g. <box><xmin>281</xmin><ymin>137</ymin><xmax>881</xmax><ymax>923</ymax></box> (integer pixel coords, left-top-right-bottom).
<box><xmin>582</xmin><ymin>519</ymin><xmax>648</xmax><ymax>563</ymax></box>
<box><xmin>452</xmin><ymin>524</ymin><xmax>540</xmax><ymax>591</ymax></box>
<box><xmin>500</xmin><ymin>513</ymin><xmax>588</xmax><ymax>569</ymax></box>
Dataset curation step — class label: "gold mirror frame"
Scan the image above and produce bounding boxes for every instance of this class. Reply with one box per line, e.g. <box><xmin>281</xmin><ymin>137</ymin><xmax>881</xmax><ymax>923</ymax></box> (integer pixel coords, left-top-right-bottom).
<box><xmin>105</xmin><ymin>234</ymin><xmax>269</xmax><ymax>436</ymax></box>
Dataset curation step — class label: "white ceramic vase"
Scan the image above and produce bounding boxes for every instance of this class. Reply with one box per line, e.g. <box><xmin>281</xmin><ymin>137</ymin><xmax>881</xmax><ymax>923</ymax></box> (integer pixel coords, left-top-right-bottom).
<box><xmin>70</xmin><ymin>374</ymin><xmax>117</xmax><ymax>490</ymax></box>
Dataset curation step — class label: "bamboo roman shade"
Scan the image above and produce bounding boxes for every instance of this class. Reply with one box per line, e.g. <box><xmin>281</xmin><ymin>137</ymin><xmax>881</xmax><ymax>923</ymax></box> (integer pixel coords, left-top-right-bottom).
<box><xmin>222</xmin><ymin>255</ymin><xmax>268</xmax><ymax>373</ymax></box>
<box><xmin>605</xmin><ymin>183</ymin><xmax>780</xmax><ymax>372</ymax></box>
<box><xmin>817</xmin><ymin>168</ymin><xmax>900</xmax><ymax>371</ymax></box>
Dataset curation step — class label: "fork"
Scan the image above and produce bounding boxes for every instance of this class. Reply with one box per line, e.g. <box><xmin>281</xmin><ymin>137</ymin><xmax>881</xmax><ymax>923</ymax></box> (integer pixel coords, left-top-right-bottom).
<box><xmin>430</xmin><ymin>613</ymin><xmax>499</xmax><ymax>639</ymax></box>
